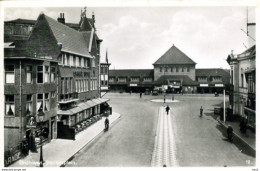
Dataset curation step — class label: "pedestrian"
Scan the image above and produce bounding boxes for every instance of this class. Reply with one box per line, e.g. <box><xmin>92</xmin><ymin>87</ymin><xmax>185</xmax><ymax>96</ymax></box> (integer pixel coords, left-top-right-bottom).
<box><xmin>200</xmin><ymin>106</ymin><xmax>203</xmax><ymax>117</ymax></box>
<box><xmin>164</xmin><ymin>95</ymin><xmax>166</xmax><ymax>103</ymax></box>
<box><xmin>140</xmin><ymin>92</ymin><xmax>142</xmax><ymax>99</ymax></box>
<box><xmin>227</xmin><ymin>125</ymin><xmax>233</xmax><ymax>142</ymax></box>
<box><xmin>166</xmin><ymin>105</ymin><xmax>170</xmax><ymax>115</ymax></box>
<box><xmin>104</xmin><ymin>117</ymin><xmax>109</xmax><ymax>131</ymax></box>
<box><xmin>172</xmin><ymin>95</ymin><xmax>174</xmax><ymax>101</ymax></box>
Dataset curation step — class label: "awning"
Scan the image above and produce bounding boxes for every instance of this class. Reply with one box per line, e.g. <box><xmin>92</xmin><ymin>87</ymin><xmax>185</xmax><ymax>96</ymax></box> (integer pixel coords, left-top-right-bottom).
<box><xmin>98</xmin><ymin>98</ymin><xmax>110</xmax><ymax>103</ymax></box>
<box><xmin>70</xmin><ymin>106</ymin><xmax>83</xmax><ymax>114</ymax></box>
<box><xmin>57</xmin><ymin>109</ymin><xmax>73</xmax><ymax>115</ymax></box>
<box><xmin>92</xmin><ymin>99</ymin><xmax>102</xmax><ymax>105</ymax></box>
<box><xmin>78</xmin><ymin>102</ymin><xmax>91</xmax><ymax>110</ymax></box>
<box><xmin>86</xmin><ymin>100</ymin><xmax>97</xmax><ymax>107</ymax></box>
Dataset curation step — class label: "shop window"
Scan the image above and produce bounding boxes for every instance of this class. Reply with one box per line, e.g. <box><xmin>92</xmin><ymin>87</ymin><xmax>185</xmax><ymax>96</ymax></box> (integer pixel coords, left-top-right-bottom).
<box><xmin>44</xmin><ymin>93</ymin><xmax>50</xmax><ymax>111</ymax></box>
<box><xmin>5</xmin><ymin>65</ymin><xmax>15</xmax><ymax>84</ymax></box>
<box><xmin>44</xmin><ymin>66</ymin><xmax>50</xmax><ymax>83</ymax></box>
<box><xmin>5</xmin><ymin>95</ymin><xmax>15</xmax><ymax>116</ymax></box>
<box><xmin>37</xmin><ymin>66</ymin><xmax>43</xmax><ymax>83</ymax></box>
<box><xmin>26</xmin><ymin>65</ymin><xmax>32</xmax><ymax>84</ymax></box>
<box><xmin>51</xmin><ymin>67</ymin><xmax>56</xmax><ymax>83</ymax></box>
<box><xmin>37</xmin><ymin>94</ymin><xmax>43</xmax><ymax>112</ymax></box>
<box><xmin>26</xmin><ymin>94</ymin><xmax>33</xmax><ymax>115</ymax></box>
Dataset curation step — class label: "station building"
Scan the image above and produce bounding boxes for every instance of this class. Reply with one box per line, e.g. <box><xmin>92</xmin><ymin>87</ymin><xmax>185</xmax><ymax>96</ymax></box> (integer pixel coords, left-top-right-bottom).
<box><xmin>109</xmin><ymin>44</ymin><xmax>230</xmax><ymax>93</ymax></box>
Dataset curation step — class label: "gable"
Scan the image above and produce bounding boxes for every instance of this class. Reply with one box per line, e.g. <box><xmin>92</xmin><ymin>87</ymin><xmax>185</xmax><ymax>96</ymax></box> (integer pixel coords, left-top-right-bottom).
<box><xmin>26</xmin><ymin>14</ymin><xmax>61</xmax><ymax>60</ymax></box>
<box><xmin>153</xmin><ymin>45</ymin><xmax>196</xmax><ymax>65</ymax></box>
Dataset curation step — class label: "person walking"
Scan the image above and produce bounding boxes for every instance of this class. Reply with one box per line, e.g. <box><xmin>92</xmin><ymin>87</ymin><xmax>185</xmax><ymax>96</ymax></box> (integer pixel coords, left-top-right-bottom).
<box><xmin>140</xmin><ymin>92</ymin><xmax>142</xmax><ymax>99</ymax></box>
<box><xmin>200</xmin><ymin>106</ymin><xmax>203</xmax><ymax>117</ymax></box>
<box><xmin>104</xmin><ymin>117</ymin><xmax>109</xmax><ymax>131</ymax></box>
<box><xmin>164</xmin><ymin>95</ymin><xmax>166</xmax><ymax>103</ymax></box>
<box><xmin>166</xmin><ymin>105</ymin><xmax>170</xmax><ymax>115</ymax></box>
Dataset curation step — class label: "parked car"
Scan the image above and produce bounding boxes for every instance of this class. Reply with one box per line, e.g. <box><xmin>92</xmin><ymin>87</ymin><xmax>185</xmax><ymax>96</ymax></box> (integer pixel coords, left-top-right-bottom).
<box><xmin>152</xmin><ymin>89</ymin><xmax>159</xmax><ymax>95</ymax></box>
<box><xmin>144</xmin><ymin>89</ymin><xmax>150</xmax><ymax>95</ymax></box>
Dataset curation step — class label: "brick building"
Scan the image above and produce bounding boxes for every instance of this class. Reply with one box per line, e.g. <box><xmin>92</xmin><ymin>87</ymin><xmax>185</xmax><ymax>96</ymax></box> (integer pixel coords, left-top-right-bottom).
<box><xmin>4</xmin><ymin>9</ymin><xmax>110</xmax><ymax>165</ymax></box>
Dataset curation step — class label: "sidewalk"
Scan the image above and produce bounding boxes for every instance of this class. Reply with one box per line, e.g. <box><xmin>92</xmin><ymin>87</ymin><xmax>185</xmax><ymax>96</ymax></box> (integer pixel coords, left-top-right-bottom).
<box><xmin>10</xmin><ymin>113</ymin><xmax>121</xmax><ymax>167</ymax></box>
<box><xmin>216</xmin><ymin>117</ymin><xmax>255</xmax><ymax>157</ymax></box>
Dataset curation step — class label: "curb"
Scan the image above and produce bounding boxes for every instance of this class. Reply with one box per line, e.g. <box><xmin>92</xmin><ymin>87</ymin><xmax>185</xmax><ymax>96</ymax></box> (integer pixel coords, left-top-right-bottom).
<box><xmin>216</xmin><ymin>118</ymin><xmax>255</xmax><ymax>157</ymax></box>
<box><xmin>60</xmin><ymin>113</ymin><xmax>121</xmax><ymax>167</ymax></box>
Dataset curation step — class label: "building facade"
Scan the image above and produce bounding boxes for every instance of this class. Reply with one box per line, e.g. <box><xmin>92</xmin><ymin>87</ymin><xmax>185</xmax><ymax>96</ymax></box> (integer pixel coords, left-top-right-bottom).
<box><xmin>100</xmin><ymin>51</ymin><xmax>111</xmax><ymax>94</ymax></box>
<box><xmin>109</xmin><ymin>45</ymin><xmax>230</xmax><ymax>94</ymax></box>
<box><xmin>226</xmin><ymin>20</ymin><xmax>256</xmax><ymax>131</ymax></box>
<box><xmin>4</xmin><ymin>9</ymin><xmax>110</xmax><ymax>166</ymax></box>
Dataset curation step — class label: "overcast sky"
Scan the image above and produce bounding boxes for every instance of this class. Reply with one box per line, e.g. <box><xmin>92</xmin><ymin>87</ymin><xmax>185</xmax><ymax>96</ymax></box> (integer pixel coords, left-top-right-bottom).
<box><xmin>4</xmin><ymin>6</ymin><xmax>256</xmax><ymax>69</ymax></box>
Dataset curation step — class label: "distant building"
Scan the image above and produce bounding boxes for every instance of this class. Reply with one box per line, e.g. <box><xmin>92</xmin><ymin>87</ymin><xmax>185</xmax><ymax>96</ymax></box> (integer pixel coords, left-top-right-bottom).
<box><xmin>100</xmin><ymin>50</ymin><xmax>111</xmax><ymax>95</ymax></box>
<box><xmin>109</xmin><ymin>44</ymin><xmax>230</xmax><ymax>94</ymax></box>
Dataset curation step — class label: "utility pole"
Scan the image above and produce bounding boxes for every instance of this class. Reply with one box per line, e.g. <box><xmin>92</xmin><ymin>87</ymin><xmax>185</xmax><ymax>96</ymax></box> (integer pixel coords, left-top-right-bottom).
<box><xmin>224</xmin><ymin>89</ymin><xmax>226</xmax><ymax>122</ymax></box>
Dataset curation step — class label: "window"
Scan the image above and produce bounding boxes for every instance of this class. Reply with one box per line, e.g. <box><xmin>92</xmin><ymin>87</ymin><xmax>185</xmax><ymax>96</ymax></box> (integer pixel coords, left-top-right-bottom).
<box><xmin>81</xmin><ymin>57</ymin><xmax>85</xmax><ymax>68</ymax></box>
<box><xmin>44</xmin><ymin>93</ymin><xmax>50</xmax><ymax>111</ymax></box>
<box><xmin>62</xmin><ymin>54</ymin><xmax>65</xmax><ymax>65</ymax></box>
<box><xmin>70</xmin><ymin>55</ymin><xmax>73</xmax><ymax>66</ymax></box>
<box><xmin>86</xmin><ymin>80</ymin><xmax>88</xmax><ymax>91</ymax></box>
<box><xmin>26</xmin><ymin>95</ymin><xmax>32</xmax><ymax>114</ymax></box>
<box><xmin>66</xmin><ymin>54</ymin><xmax>70</xmax><ymax>66</ymax></box>
<box><xmin>241</xmin><ymin>74</ymin><xmax>244</xmax><ymax>87</ymax></box>
<box><xmin>109</xmin><ymin>77</ymin><xmax>114</xmax><ymax>82</ymax></box>
<box><xmin>85</xmin><ymin>58</ymin><xmax>89</xmax><ymax>68</ymax></box>
<box><xmin>131</xmin><ymin>77</ymin><xmax>139</xmax><ymax>82</ymax></box>
<box><xmin>5</xmin><ymin>95</ymin><xmax>15</xmax><ymax>116</ymax></box>
<box><xmin>92</xmin><ymin>57</ymin><xmax>95</xmax><ymax>67</ymax></box>
<box><xmin>76</xmin><ymin>56</ymin><xmax>79</xmax><ymax>67</ymax></box>
<box><xmin>51</xmin><ymin>67</ymin><xmax>56</xmax><ymax>83</ymax></box>
<box><xmin>187</xmin><ymin>67</ymin><xmax>190</xmax><ymax>72</ymax></box>
<box><xmin>44</xmin><ymin>66</ymin><xmax>50</xmax><ymax>83</ymax></box>
<box><xmin>37</xmin><ymin>66</ymin><xmax>43</xmax><ymax>83</ymax></box>
<box><xmin>182</xmin><ymin>67</ymin><xmax>184</xmax><ymax>72</ymax></box>
<box><xmin>144</xmin><ymin>77</ymin><xmax>152</xmax><ymax>82</ymax></box>
<box><xmin>5</xmin><ymin>65</ymin><xmax>15</xmax><ymax>84</ymax></box>
<box><xmin>75</xmin><ymin>80</ymin><xmax>78</xmax><ymax>92</ymax></box>
<box><xmin>26</xmin><ymin>65</ymin><xmax>32</xmax><ymax>84</ymax></box>
<box><xmin>160</xmin><ymin>67</ymin><xmax>162</xmax><ymax>72</ymax></box>
<box><xmin>71</xmin><ymin>78</ymin><xmax>73</xmax><ymax>93</ymax></box>
<box><xmin>165</xmin><ymin>67</ymin><xmax>168</xmax><ymax>72</ymax></box>
<box><xmin>171</xmin><ymin>67</ymin><xmax>173</xmax><ymax>72</ymax></box>
<box><xmin>51</xmin><ymin>91</ymin><xmax>56</xmax><ymax>98</ymax></box>
<box><xmin>73</xmin><ymin>56</ymin><xmax>76</xmax><ymax>67</ymax></box>
<box><xmin>176</xmin><ymin>67</ymin><xmax>179</xmax><ymax>72</ymax></box>
<box><xmin>37</xmin><ymin>94</ymin><xmax>43</xmax><ymax>112</ymax></box>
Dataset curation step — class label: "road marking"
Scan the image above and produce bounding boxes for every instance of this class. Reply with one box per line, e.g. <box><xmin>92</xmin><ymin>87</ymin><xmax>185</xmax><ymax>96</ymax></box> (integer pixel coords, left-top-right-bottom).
<box><xmin>151</xmin><ymin>107</ymin><xmax>178</xmax><ymax>167</ymax></box>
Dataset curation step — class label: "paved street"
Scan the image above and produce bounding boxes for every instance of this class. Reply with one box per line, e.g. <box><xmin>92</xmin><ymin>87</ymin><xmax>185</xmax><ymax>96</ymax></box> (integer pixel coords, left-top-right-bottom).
<box><xmin>66</xmin><ymin>93</ymin><xmax>255</xmax><ymax>167</ymax></box>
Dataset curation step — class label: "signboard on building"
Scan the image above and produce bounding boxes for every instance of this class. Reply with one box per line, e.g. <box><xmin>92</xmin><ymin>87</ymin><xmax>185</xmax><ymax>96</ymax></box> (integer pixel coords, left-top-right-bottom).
<box><xmin>4</xmin><ymin>151</ymin><xmax>21</xmax><ymax>166</ymax></box>
<box><xmin>215</xmin><ymin>84</ymin><xmax>224</xmax><ymax>87</ymax></box>
<box><xmin>130</xmin><ymin>84</ymin><xmax>138</xmax><ymax>87</ymax></box>
<box><xmin>200</xmin><ymin>84</ymin><xmax>209</xmax><ymax>87</ymax></box>
<box><xmin>26</xmin><ymin>115</ymin><xmax>37</xmax><ymax>129</ymax></box>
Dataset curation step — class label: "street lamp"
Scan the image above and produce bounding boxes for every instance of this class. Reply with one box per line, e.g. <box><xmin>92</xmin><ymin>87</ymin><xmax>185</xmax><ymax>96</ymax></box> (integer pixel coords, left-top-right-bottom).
<box><xmin>38</xmin><ymin>109</ymin><xmax>45</xmax><ymax>167</ymax></box>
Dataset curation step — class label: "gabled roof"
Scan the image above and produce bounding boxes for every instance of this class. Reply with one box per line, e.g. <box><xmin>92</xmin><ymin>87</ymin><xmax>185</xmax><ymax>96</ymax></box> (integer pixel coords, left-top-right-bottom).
<box><xmin>109</xmin><ymin>69</ymin><xmax>154</xmax><ymax>78</ymax></box>
<box><xmin>39</xmin><ymin>14</ymin><xmax>92</xmax><ymax>58</ymax></box>
<box><xmin>237</xmin><ymin>45</ymin><xmax>256</xmax><ymax>59</ymax></box>
<box><xmin>155</xmin><ymin>75</ymin><xmax>198</xmax><ymax>86</ymax></box>
<box><xmin>153</xmin><ymin>44</ymin><xmax>196</xmax><ymax>65</ymax></box>
<box><xmin>195</xmin><ymin>68</ymin><xmax>230</xmax><ymax>84</ymax></box>
<box><xmin>5</xmin><ymin>18</ymin><xmax>36</xmax><ymax>25</ymax></box>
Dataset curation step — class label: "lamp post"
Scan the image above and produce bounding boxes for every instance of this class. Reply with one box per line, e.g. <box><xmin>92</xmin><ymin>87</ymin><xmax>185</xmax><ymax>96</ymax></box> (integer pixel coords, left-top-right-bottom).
<box><xmin>38</xmin><ymin>109</ymin><xmax>45</xmax><ymax>167</ymax></box>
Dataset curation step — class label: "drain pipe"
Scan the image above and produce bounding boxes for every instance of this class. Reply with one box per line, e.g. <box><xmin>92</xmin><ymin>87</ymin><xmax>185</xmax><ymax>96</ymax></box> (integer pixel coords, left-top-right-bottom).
<box><xmin>19</xmin><ymin>60</ymin><xmax>22</xmax><ymax>142</ymax></box>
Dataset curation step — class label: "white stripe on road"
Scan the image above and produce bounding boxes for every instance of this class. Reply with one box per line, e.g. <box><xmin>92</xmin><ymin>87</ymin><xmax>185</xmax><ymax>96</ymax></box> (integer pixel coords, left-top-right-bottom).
<box><xmin>151</xmin><ymin>107</ymin><xmax>178</xmax><ymax>167</ymax></box>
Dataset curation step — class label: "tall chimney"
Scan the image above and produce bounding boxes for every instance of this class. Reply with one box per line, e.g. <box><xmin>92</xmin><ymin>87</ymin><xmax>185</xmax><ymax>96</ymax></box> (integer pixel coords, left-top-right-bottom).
<box><xmin>92</xmin><ymin>12</ymin><xmax>95</xmax><ymax>23</ymax></box>
<box><xmin>57</xmin><ymin>13</ymin><xmax>65</xmax><ymax>24</ymax></box>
